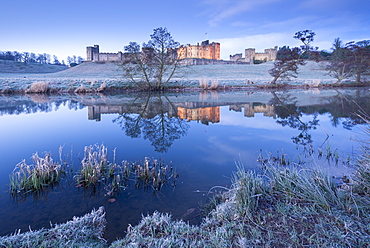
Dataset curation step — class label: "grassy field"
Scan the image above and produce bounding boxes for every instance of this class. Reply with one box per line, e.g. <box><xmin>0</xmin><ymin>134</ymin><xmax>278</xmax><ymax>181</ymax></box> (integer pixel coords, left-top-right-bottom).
<box><xmin>0</xmin><ymin>60</ymin><xmax>68</xmax><ymax>73</ymax></box>
<box><xmin>0</xmin><ymin>61</ymin><xmax>341</xmax><ymax>93</ymax></box>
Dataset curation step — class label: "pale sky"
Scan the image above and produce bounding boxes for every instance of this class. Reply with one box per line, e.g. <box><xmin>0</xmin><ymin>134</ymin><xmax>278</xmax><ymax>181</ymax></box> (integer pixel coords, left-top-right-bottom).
<box><xmin>1</xmin><ymin>0</ymin><xmax>369</xmax><ymax>61</ymax></box>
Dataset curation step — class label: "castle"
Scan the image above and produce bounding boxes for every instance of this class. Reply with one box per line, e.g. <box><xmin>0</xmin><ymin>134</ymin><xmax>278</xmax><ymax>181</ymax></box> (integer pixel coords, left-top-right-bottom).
<box><xmin>86</xmin><ymin>45</ymin><xmax>128</xmax><ymax>62</ymax></box>
<box><xmin>86</xmin><ymin>40</ymin><xmax>220</xmax><ymax>63</ymax></box>
<box><xmin>86</xmin><ymin>43</ymin><xmax>277</xmax><ymax>65</ymax></box>
<box><xmin>230</xmin><ymin>47</ymin><xmax>278</xmax><ymax>64</ymax></box>
<box><xmin>177</xmin><ymin>40</ymin><xmax>220</xmax><ymax>60</ymax></box>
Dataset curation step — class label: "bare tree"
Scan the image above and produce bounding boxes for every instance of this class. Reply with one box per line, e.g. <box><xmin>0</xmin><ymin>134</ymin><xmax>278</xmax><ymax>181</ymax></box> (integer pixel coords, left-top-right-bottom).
<box><xmin>122</xmin><ymin>27</ymin><xmax>181</xmax><ymax>91</ymax></box>
<box><xmin>29</xmin><ymin>53</ymin><xmax>36</xmax><ymax>63</ymax></box>
<box><xmin>325</xmin><ymin>38</ymin><xmax>352</xmax><ymax>82</ymax></box>
<box><xmin>269</xmin><ymin>30</ymin><xmax>316</xmax><ymax>84</ymax></box>
<box><xmin>326</xmin><ymin>39</ymin><xmax>370</xmax><ymax>83</ymax></box>
<box><xmin>346</xmin><ymin>40</ymin><xmax>370</xmax><ymax>83</ymax></box>
<box><xmin>77</xmin><ymin>56</ymin><xmax>84</xmax><ymax>64</ymax></box>
<box><xmin>53</xmin><ymin>55</ymin><xmax>60</xmax><ymax>65</ymax></box>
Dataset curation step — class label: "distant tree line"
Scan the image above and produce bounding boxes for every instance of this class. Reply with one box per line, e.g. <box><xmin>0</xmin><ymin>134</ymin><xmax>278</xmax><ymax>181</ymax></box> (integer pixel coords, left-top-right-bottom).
<box><xmin>270</xmin><ymin>30</ymin><xmax>370</xmax><ymax>84</ymax></box>
<box><xmin>0</xmin><ymin>50</ymin><xmax>83</xmax><ymax>66</ymax></box>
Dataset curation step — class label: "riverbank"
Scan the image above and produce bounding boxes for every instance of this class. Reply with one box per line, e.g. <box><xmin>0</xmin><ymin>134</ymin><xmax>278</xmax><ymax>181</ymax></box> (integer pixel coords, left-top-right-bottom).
<box><xmin>2</xmin><ymin>61</ymin><xmax>367</xmax><ymax>94</ymax></box>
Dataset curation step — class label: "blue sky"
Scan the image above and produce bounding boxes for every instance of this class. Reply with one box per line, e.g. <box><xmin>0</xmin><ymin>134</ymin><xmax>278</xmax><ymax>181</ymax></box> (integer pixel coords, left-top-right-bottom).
<box><xmin>1</xmin><ymin>0</ymin><xmax>369</xmax><ymax>61</ymax></box>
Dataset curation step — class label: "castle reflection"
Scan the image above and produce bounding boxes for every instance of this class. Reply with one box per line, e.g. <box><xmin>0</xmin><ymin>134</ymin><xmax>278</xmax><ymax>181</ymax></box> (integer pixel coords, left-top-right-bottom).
<box><xmin>177</xmin><ymin>106</ymin><xmax>220</xmax><ymax>125</ymax></box>
<box><xmin>229</xmin><ymin>103</ymin><xmax>276</xmax><ymax>118</ymax></box>
<box><xmin>88</xmin><ymin>102</ymin><xmax>276</xmax><ymax>123</ymax></box>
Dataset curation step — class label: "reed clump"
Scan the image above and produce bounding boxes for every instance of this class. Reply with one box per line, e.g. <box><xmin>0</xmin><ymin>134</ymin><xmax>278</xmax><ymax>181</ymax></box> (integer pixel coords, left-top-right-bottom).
<box><xmin>25</xmin><ymin>81</ymin><xmax>50</xmax><ymax>93</ymax></box>
<box><xmin>10</xmin><ymin>152</ymin><xmax>63</xmax><ymax>194</ymax></box>
<box><xmin>75</xmin><ymin>144</ymin><xmax>108</xmax><ymax>187</ymax></box>
<box><xmin>75</xmin><ymin>145</ymin><xmax>178</xmax><ymax>196</ymax></box>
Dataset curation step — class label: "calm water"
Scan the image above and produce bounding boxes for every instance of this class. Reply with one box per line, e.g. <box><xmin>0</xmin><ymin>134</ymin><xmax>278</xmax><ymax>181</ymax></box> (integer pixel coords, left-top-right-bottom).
<box><xmin>0</xmin><ymin>88</ymin><xmax>368</xmax><ymax>242</ymax></box>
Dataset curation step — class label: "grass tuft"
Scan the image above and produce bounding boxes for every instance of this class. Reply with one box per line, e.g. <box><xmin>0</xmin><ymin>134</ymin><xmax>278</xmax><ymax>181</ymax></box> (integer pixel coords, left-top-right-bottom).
<box><xmin>75</xmin><ymin>144</ymin><xmax>108</xmax><ymax>187</ymax></box>
<box><xmin>25</xmin><ymin>81</ymin><xmax>50</xmax><ymax>93</ymax></box>
<box><xmin>0</xmin><ymin>207</ymin><xmax>107</xmax><ymax>247</ymax></box>
<box><xmin>74</xmin><ymin>145</ymin><xmax>178</xmax><ymax>196</ymax></box>
<box><xmin>10</xmin><ymin>152</ymin><xmax>63</xmax><ymax>194</ymax></box>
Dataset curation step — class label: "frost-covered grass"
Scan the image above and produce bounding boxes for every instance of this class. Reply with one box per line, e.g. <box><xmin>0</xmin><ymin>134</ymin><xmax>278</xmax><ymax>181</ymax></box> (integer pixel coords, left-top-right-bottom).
<box><xmin>0</xmin><ymin>207</ymin><xmax>107</xmax><ymax>248</ymax></box>
<box><xmin>10</xmin><ymin>152</ymin><xmax>63</xmax><ymax>194</ymax></box>
<box><xmin>109</xmin><ymin>160</ymin><xmax>370</xmax><ymax>247</ymax></box>
<box><xmin>0</xmin><ymin>61</ymin><xmax>340</xmax><ymax>93</ymax></box>
<box><xmin>3</xmin><ymin>153</ymin><xmax>370</xmax><ymax>247</ymax></box>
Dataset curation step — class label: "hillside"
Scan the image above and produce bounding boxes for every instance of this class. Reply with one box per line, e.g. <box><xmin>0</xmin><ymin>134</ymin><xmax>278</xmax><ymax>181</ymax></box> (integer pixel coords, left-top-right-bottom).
<box><xmin>52</xmin><ymin>61</ymin><xmax>123</xmax><ymax>77</ymax></box>
<box><xmin>0</xmin><ymin>60</ymin><xmax>68</xmax><ymax>73</ymax></box>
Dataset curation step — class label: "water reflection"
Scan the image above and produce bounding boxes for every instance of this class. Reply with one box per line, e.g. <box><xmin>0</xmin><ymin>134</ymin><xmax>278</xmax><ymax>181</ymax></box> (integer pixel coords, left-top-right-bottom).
<box><xmin>270</xmin><ymin>91</ymin><xmax>319</xmax><ymax>146</ymax></box>
<box><xmin>109</xmin><ymin>93</ymin><xmax>190</xmax><ymax>153</ymax></box>
<box><xmin>0</xmin><ymin>88</ymin><xmax>369</xmax><ymax>241</ymax></box>
<box><xmin>1</xmin><ymin>89</ymin><xmax>369</xmax><ymax>151</ymax></box>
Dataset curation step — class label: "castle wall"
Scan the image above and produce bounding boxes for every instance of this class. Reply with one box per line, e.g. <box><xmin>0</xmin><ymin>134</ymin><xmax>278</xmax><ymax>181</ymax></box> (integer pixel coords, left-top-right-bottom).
<box><xmin>245</xmin><ymin>46</ymin><xmax>278</xmax><ymax>64</ymax></box>
<box><xmin>178</xmin><ymin>58</ymin><xmax>248</xmax><ymax>65</ymax></box>
<box><xmin>253</xmin><ymin>53</ymin><xmax>269</xmax><ymax>62</ymax></box>
<box><xmin>96</xmin><ymin>52</ymin><xmax>124</xmax><ymax>62</ymax></box>
<box><xmin>230</xmin><ymin>53</ymin><xmax>243</xmax><ymax>62</ymax></box>
<box><xmin>86</xmin><ymin>45</ymin><xmax>127</xmax><ymax>62</ymax></box>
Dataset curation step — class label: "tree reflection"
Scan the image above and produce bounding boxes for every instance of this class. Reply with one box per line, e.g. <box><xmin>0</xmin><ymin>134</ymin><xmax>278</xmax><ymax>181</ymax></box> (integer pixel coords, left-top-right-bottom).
<box><xmin>269</xmin><ymin>91</ymin><xmax>319</xmax><ymax>146</ymax></box>
<box><xmin>320</xmin><ymin>90</ymin><xmax>370</xmax><ymax>130</ymax></box>
<box><xmin>113</xmin><ymin>93</ymin><xmax>189</xmax><ymax>152</ymax></box>
<box><xmin>0</xmin><ymin>95</ymin><xmax>84</xmax><ymax>116</ymax></box>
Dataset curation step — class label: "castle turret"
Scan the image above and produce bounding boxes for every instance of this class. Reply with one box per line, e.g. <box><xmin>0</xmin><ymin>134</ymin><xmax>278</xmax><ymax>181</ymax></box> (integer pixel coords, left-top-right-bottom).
<box><xmin>86</xmin><ymin>45</ymin><xmax>99</xmax><ymax>61</ymax></box>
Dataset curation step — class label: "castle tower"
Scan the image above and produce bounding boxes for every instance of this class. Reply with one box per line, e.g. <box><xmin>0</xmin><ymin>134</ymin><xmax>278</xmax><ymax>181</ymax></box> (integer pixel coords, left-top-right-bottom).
<box><xmin>86</xmin><ymin>45</ymin><xmax>99</xmax><ymax>61</ymax></box>
<box><xmin>264</xmin><ymin>46</ymin><xmax>278</xmax><ymax>61</ymax></box>
<box><xmin>245</xmin><ymin>48</ymin><xmax>256</xmax><ymax>64</ymax></box>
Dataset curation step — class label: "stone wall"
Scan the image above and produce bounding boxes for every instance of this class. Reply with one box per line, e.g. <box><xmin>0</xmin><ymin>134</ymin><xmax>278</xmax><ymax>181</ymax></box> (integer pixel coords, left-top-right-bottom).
<box><xmin>230</xmin><ymin>53</ymin><xmax>243</xmax><ymax>62</ymax></box>
<box><xmin>178</xmin><ymin>58</ymin><xmax>248</xmax><ymax>65</ymax></box>
<box><xmin>96</xmin><ymin>52</ymin><xmax>125</xmax><ymax>62</ymax></box>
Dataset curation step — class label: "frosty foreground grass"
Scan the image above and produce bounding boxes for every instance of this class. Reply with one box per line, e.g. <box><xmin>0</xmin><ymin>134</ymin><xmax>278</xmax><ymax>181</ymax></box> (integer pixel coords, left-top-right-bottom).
<box><xmin>3</xmin><ymin>157</ymin><xmax>369</xmax><ymax>247</ymax></box>
<box><xmin>0</xmin><ymin>207</ymin><xmax>107</xmax><ymax>247</ymax></box>
<box><xmin>3</xmin><ymin>118</ymin><xmax>370</xmax><ymax>247</ymax></box>
<box><xmin>110</xmin><ymin>160</ymin><xmax>370</xmax><ymax>247</ymax></box>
